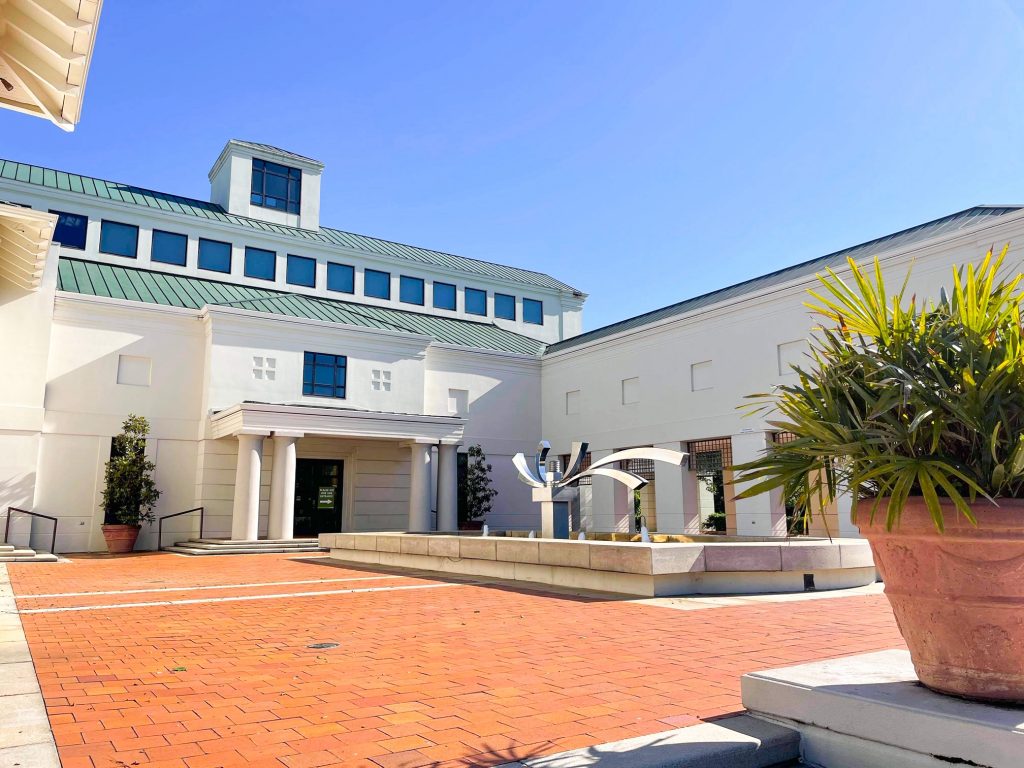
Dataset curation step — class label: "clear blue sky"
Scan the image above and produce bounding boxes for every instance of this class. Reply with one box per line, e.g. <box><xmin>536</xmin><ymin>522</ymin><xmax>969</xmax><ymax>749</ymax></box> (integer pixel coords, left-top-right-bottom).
<box><xmin>4</xmin><ymin>1</ymin><xmax>1024</xmax><ymax>330</ymax></box>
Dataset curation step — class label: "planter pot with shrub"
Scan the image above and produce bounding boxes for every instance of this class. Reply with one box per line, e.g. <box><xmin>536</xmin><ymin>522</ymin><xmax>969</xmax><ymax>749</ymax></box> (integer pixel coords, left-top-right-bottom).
<box><xmin>733</xmin><ymin>247</ymin><xmax>1024</xmax><ymax>703</ymax></box>
<box><xmin>100</xmin><ymin>414</ymin><xmax>161</xmax><ymax>555</ymax></box>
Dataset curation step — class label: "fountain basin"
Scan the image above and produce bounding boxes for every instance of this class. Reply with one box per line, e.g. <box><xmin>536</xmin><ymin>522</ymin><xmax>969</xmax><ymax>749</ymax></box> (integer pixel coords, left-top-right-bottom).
<box><xmin>318</xmin><ymin>532</ymin><xmax>876</xmax><ymax>597</ymax></box>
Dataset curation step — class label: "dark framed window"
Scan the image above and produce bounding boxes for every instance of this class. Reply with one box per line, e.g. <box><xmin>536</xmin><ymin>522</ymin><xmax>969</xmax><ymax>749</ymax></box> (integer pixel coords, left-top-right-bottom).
<box><xmin>198</xmin><ymin>238</ymin><xmax>232</xmax><ymax>273</ymax></box>
<box><xmin>99</xmin><ymin>220</ymin><xmax>138</xmax><ymax>258</ymax></box>
<box><xmin>287</xmin><ymin>254</ymin><xmax>316</xmax><ymax>287</ymax></box>
<box><xmin>400</xmin><ymin>275</ymin><xmax>425</xmax><ymax>305</ymax></box>
<box><xmin>495</xmin><ymin>293</ymin><xmax>516</xmax><ymax>320</ymax></box>
<box><xmin>303</xmin><ymin>351</ymin><xmax>347</xmax><ymax>398</ymax></box>
<box><xmin>50</xmin><ymin>210</ymin><xmax>87</xmax><ymax>250</ymax></box>
<box><xmin>523</xmin><ymin>298</ymin><xmax>544</xmax><ymax>325</ymax></box>
<box><xmin>251</xmin><ymin>158</ymin><xmax>301</xmax><ymax>214</ymax></box>
<box><xmin>244</xmin><ymin>246</ymin><xmax>276</xmax><ymax>280</ymax></box>
<box><xmin>151</xmin><ymin>230</ymin><xmax>187</xmax><ymax>266</ymax></box>
<box><xmin>327</xmin><ymin>262</ymin><xmax>354</xmax><ymax>293</ymax></box>
<box><xmin>433</xmin><ymin>281</ymin><xmax>456</xmax><ymax>311</ymax></box>
<box><xmin>465</xmin><ymin>287</ymin><xmax>487</xmax><ymax>316</ymax></box>
<box><xmin>364</xmin><ymin>268</ymin><xmax>391</xmax><ymax>299</ymax></box>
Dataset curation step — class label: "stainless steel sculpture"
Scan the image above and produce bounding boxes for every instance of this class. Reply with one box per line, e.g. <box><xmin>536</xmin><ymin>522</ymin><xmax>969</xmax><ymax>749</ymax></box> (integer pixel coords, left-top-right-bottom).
<box><xmin>513</xmin><ymin>441</ymin><xmax>687</xmax><ymax>538</ymax></box>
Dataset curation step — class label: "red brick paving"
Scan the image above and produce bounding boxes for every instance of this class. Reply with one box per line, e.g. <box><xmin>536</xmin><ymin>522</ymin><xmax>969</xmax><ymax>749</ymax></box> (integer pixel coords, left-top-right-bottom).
<box><xmin>9</xmin><ymin>553</ymin><xmax>904</xmax><ymax>768</ymax></box>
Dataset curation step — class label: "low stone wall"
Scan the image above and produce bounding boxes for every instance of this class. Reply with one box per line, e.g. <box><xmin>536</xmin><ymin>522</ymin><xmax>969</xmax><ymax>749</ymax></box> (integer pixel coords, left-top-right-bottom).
<box><xmin>319</xmin><ymin>533</ymin><xmax>877</xmax><ymax>597</ymax></box>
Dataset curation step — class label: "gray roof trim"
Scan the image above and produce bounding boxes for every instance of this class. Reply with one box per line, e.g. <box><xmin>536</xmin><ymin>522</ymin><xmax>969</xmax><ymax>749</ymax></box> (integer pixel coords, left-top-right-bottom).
<box><xmin>546</xmin><ymin>205</ymin><xmax>1023</xmax><ymax>354</ymax></box>
<box><xmin>0</xmin><ymin>157</ymin><xmax>580</xmax><ymax>293</ymax></box>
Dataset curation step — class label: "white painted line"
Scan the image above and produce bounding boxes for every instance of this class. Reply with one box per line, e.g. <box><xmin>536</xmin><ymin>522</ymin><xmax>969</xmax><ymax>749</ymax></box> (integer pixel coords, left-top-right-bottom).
<box><xmin>19</xmin><ymin>582</ymin><xmax>463</xmax><ymax>614</ymax></box>
<box><xmin>18</xmin><ymin>575</ymin><xmax>404</xmax><ymax>599</ymax></box>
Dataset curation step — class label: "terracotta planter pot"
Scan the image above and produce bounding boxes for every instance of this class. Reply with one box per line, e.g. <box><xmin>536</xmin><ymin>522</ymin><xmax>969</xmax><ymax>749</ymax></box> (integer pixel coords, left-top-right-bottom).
<box><xmin>101</xmin><ymin>524</ymin><xmax>141</xmax><ymax>554</ymax></box>
<box><xmin>859</xmin><ymin>497</ymin><xmax>1024</xmax><ymax>702</ymax></box>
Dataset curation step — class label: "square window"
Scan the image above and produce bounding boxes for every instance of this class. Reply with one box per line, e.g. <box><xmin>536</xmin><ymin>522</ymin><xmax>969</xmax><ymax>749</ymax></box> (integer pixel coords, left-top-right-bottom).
<box><xmin>777</xmin><ymin>340</ymin><xmax>806</xmax><ymax>375</ymax></box>
<box><xmin>465</xmin><ymin>287</ymin><xmax>487</xmax><ymax>316</ymax></box>
<box><xmin>371</xmin><ymin>369</ymin><xmax>392</xmax><ymax>392</ymax></box>
<box><xmin>691</xmin><ymin>361</ymin><xmax>713</xmax><ymax>391</ymax></box>
<box><xmin>364</xmin><ymin>268</ymin><xmax>391</xmax><ymax>299</ymax></box>
<box><xmin>303</xmin><ymin>351</ymin><xmax>347</xmax><ymax>399</ymax></box>
<box><xmin>198</xmin><ymin>238</ymin><xmax>232</xmax><ymax>273</ymax></box>
<box><xmin>433</xmin><ymin>281</ymin><xmax>456</xmax><ymax>310</ymax></box>
<box><xmin>49</xmin><ymin>210</ymin><xmax>87</xmax><ymax>250</ymax></box>
<box><xmin>448</xmin><ymin>388</ymin><xmax>469</xmax><ymax>415</ymax></box>
<box><xmin>151</xmin><ymin>230</ymin><xmax>188</xmax><ymax>266</ymax></box>
<box><xmin>251</xmin><ymin>158</ymin><xmax>301</xmax><ymax>214</ymax></box>
<box><xmin>621</xmin><ymin>377</ymin><xmax>639</xmax><ymax>405</ymax></box>
<box><xmin>327</xmin><ymin>262</ymin><xmax>355</xmax><ymax>293</ymax></box>
<box><xmin>495</xmin><ymin>293</ymin><xmax>516</xmax><ymax>320</ymax></box>
<box><xmin>566</xmin><ymin>389</ymin><xmax>580</xmax><ymax>415</ymax></box>
<box><xmin>116</xmin><ymin>355</ymin><xmax>151</xmax><ymax>386</ymax></box>
<box><xmin>523</xmin><ymin>298</ymin><xmax>544</xmax><ymax>325</ymax></box>
<box><xmin>99</xmin><ymin>220</ymin><xmax>139</xmax><ymax>258</ymax></box>
<box><xmin>400</xmin><ymin>275</ymin><xmax>425</xmax><ymax>305</ymax></box>
<box><xmin>244</xmin><ymin>246</ymin><xmax>276</xmax><ymax>280</ymax></box>
<box><xmin>287</xmin><ymin>254</ymin><xmax>316</xmax><ymax>287</ymax></box>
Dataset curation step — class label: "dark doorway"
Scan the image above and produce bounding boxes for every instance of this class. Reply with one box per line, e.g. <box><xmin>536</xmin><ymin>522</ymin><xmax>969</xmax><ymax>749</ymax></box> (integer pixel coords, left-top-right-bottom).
<box><xmin>294</xmin><ymin>459</ymin><xmax>344</xmax><ymax>536</ymax></box>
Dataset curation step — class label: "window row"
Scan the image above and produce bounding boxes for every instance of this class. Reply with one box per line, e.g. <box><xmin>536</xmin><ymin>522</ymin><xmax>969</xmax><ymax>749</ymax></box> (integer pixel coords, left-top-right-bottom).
<box><xmin>50</xmin><ymin>211</ymin><xmax>545</xmax><ymax>324</ymax></box>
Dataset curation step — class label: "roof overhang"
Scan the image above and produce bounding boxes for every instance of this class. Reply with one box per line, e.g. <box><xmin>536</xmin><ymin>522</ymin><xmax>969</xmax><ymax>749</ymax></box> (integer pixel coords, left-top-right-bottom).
<box><xmin>210</xmin><ymin>402</ymin><xmax>465</xmax><ymax>445</ymax></box>
<box><xmin>0</xmin><ymin>202</ymin><xmax>55</xmax><ymax>289</ymax></box>
<box><xmin>0</xmin><ymin>0</ymin><xmax>104</xmax><ymax>131</ymax></box>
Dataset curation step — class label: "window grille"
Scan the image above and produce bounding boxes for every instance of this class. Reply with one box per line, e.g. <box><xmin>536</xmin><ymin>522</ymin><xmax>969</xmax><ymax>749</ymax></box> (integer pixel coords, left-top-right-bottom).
<box><xmin>773</xmin><ymin>431</ymin><xmax>798</xmax><ymax>444</ymax></box>
<box><xmin>687</xmin><ymin>437</ymin><xmax>733</xmax><ymax>474</ymax></box>
<box><xmin>623</xmin><ymin>456</ymin><xmax>655</xmax><ymax>481</ymax></box>
<box><xmin>560</xmin><ymin>452</ymin><xmax>592</xmax><ymax>485</ymax></box>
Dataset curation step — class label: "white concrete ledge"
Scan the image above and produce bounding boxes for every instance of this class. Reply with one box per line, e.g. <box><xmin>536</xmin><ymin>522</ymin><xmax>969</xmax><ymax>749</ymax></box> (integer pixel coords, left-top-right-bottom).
<box><xmin>320</xmin><ymin>533</ymin><xmax>875</xmax><ymax>596</ymax></box>
<box><xmin>742</xmin><ymin>649</ymin><xmax>1024</xmax><ymax>768</ymax></box>
<box><xmin>495</xmin><ymin>714</ymin><xmax>798</xmax><ymax>768</ymax></box>
<box><xmin>0</xmin><ymin>565</ymin><xmax>60</xmax><ymax>767</ymax></box>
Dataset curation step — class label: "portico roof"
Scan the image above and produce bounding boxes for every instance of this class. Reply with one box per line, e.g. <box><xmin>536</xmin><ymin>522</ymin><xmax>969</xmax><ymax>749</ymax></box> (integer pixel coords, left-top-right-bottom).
<box><xmin>210</xmin><ymin>401</ymin><xmax>465</xmax><ymax>445</ymax></box>
<box><xmin>0</xmin><ymin>202</ymin><xmax>55</xmax><ymax>289</ymax></box>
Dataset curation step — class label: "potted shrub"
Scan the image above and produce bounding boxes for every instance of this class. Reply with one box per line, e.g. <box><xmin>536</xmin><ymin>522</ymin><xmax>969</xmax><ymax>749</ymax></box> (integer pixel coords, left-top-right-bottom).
<box><xmin>459</xmin><ymin>444</ymin><xmax>497</xmax><ymax>530</ymax></box>
<box><xmin>100</xmin><ymin>414</ymin><xmax>161</xmax><ymax>554</ymax></box>
<box><xmin>734</xmin><ymin>247</ymin><xmax>1024</xmax><ymax>702</ymax></box>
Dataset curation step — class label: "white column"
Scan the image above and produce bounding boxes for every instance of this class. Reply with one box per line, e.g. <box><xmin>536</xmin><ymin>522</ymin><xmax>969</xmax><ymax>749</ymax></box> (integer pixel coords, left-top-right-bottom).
<box><xmin>681</xmin><ymin>465</ymin><xmax>702</xmax><ymax>534</ymax></box>
<box><xmin>407</xmin><ymin>442</ymin><xmax>432</xmax><ymax>532</ymax></box>
<box><xmin>731</xmin><ymin>431</ymin><xmax>787</xmax><ymax>536</ymax></box>
<box><xmin>654</xmin><ymin>441</ymin><xmax>686</xmax><ymax>533</ymax></box>
<box><xmin>231</xmin><ymin>433</ymin><xmax>265</xmax><ymax>541</ymax></box>
<box><xmin>436</xmin><ymin>443</ymin><xmax>459</xmax><ymax>532</ymax></box>
<box><xmin>268</xmin><ymin>433</ymin><xmax>300</xmax><ymax>540</ymax></box>
<box><xmin>590</xmin><ymin>449</ymin><xmax>615</xmax><ymax>532</ymax></box>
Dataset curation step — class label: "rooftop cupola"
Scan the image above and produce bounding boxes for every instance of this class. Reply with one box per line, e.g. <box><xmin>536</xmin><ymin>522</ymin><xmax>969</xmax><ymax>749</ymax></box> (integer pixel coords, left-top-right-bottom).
<box><xmin>208</xmin><ymin>140</ymin><xmax>324</xmax><ymax>231</ymax></box>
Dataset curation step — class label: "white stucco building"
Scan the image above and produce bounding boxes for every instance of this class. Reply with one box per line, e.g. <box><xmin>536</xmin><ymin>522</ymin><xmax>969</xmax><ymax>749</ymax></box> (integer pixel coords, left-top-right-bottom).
<box><xmin>2</xmin><ymin>140</ymin><xmax>1023</xmax><ymax>552</ymax></box>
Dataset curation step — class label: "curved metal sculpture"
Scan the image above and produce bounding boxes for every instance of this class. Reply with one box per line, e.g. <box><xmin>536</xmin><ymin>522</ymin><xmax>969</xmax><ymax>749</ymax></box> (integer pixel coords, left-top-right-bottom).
<box><xmin>513</xmin><ymin>440</ymin><xmax>687</xmax><ymax>538</ymax></box>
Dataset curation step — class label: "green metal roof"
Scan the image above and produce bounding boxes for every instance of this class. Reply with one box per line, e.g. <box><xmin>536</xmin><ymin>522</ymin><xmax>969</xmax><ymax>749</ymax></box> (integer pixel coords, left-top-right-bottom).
<box><xmin>547</xmin><ymin>205</ymin><xmax>1024</xmax><ymax>354</ymax></box>
<box><xmin>0</xmin><ymin>158</ymin><xmax>580</xmax><ymax>294</ymax></box>
<box><xmin>57</xmin><ymin>258</ymin><xmax>546</xmax><ymax>356</ymax></box>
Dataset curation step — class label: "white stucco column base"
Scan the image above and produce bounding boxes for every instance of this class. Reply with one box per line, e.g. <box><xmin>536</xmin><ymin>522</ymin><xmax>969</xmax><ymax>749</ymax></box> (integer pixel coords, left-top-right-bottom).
<box><xmin>268</xmin><ymin>432</ymin><xmax>301</xmax><ymax>539</ymax></box>
<box><xmin>435</xmin><ymin>443</ymin><xmax>459</xmax><ymax>532</ymax></box>
<box><xmin>231</xmin><ymin>433</ymin><xmax>266</xmax><ymax>541</ymax></box>
<box><xmin>742</xmin><ymin>650</ymin><xmax>1022</xmax><ymax>768</ymax></box>
<box><xmin>731</xmin><ymin>431</ymin><xmax>786</xmax><ymax>536</ymax></box>
<box><xmin>406</xmin><ymin>441</ymin><xmax>433</xmax><ymax>532</ymax></box>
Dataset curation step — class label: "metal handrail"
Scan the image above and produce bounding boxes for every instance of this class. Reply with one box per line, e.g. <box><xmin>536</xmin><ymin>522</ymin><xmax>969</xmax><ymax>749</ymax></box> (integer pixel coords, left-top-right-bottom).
<box><xmin>4</xmin><ymin>507</ymin><xmax>58</xmax><ymax>554</ymax></box>
<box><xmin>156</xmin><ymin>507</ymin><xmax>204</xmax><ymax>550</ymax></box>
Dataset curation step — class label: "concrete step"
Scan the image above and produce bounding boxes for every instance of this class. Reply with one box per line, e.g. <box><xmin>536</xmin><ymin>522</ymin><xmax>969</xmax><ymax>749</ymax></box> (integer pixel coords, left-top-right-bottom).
<box><xmin>190</xmin><ymin>540</ymin><xmax>319</xmax><ymax>548</ymax></box>
<box><xmin>174</xmin><ymin>541</ymin><xmax>322</xmax><ymax>551</ymax></box>
<box><xmin>0</xmin><ymin>547</ymin><xmax>59</xmax><ymax>563</ymax></box>
<box><xmin>164</xmin><ymin>545</ymin><xmax>323</xmax><ymax>556</ymax></box>
<box><xmin>0</xmin><ymin>544</ymin><xmax>15</xmax><ymax>552</ymax></box>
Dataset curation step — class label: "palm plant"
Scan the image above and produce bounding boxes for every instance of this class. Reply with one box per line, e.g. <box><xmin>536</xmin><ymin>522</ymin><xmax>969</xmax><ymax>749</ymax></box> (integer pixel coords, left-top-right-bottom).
<box><xmin>733</xmin><ymin>245</ymin><xmax>1024</xmax><ymax>532</ymax></box>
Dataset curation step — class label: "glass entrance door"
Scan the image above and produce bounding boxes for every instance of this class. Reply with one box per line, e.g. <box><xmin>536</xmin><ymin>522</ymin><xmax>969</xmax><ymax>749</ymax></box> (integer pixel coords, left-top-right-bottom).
<box><xmin>294</xmin><ymin>459</ymin><xmax>344</xmax><ymax>537</ymax></box>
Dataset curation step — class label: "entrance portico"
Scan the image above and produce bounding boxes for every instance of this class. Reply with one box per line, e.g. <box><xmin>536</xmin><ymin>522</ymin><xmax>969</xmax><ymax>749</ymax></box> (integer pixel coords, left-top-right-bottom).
<box><xmin>211</xmin><ymin>402</ymin><xmax>464</xmax><ymax>541</ymax></box>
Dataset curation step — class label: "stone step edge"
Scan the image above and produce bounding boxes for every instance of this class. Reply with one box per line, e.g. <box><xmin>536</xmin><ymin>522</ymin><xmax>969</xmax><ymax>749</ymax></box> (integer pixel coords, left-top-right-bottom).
<box><xmin>0</xmin><ymin>555</ymin><xmax>59</xmax><ymax>563</ymax></box>
<box><xmin>189</xmin><ymin>538</ymin><xmax>320</xmax><ymax>545</ymax></box>
<box><xmin>494</xmin><ymin>714</ymin><xmax>798</xmax><ymax>768</ymax></box>
<box><xmin>163</xmin><ymin>547</ymin><xmax>325</xmax><ymax>556</ymax></box>
<box><xmin>171</xmin><ymin>543</ymin><xmax>324</xmax><ymax>550</ymax></box>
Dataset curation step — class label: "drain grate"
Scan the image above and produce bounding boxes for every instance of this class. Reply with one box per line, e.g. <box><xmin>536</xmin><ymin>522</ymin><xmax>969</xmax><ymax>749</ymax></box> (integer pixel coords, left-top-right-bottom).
<box><xmin>307</xmin><ymin>642</ymin><xmax>339</xmax><ymax>649</ymax></box>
